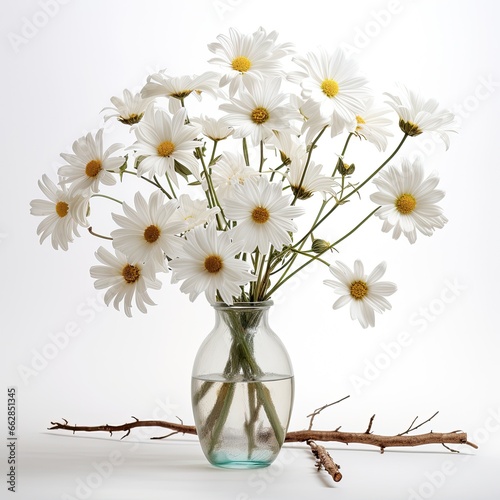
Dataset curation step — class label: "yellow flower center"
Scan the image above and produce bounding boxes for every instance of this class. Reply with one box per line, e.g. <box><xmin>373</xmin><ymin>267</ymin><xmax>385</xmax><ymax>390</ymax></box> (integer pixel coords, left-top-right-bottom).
<box><xmin>395</xmin><ymin>193</ymin><xmax>417</xmax><ymax>215</ymax></box>
<box><xmin>355</xmin><ymin>115</ymin><xmax>365</xmax><ymax>131</ymax></box>
<box><xmin>251</xmin><ymin>107</ymin><xmax>270</xmax><ymax>124</ymax></box>
<box><xmin>321</xmin><ymin>79</ymin><xmax>339</xmax><ymax>98</ymax></box>
<box><xmin>55</xmin><ymin>201</ymin><xmax>69</xmax><ymax>218</ymax></box>
<box><xmin>232</xmin><ymin>56</ymin><xmax>252</xmax><ymax>73</ymax></box>
<box><xmin>399</xmin><ymin>119</ymin><xmax>423</xmax><ymax>137</ymax></box>
<box><xmin>144</xmin><ymin>224</ymin><xmax>161</xmax><ymax>243</ymax></box>
<box><xmin>350</xmin><ymin>280</ymin><xmax>368</xmax><ymax>300</ymax></box>
<box><xmin>251</xmin><ymin>206</ymin><xmax>270</xmax><ymax>224</ymax></box>
<box><xmin>85</xmin><ymin>159</ymin><xmax>102</xmax><ymax>178</ymax></box>
<box><xmin>122</xmin><ymin>264</ymin><xmax>141</xmax><ymax>284</ymax></box>
<box><xmin>157</xmin><ymin>141</ymin><xmax>175</xmax><ymax>157</ymax></box>
<box><xmin>204</xmin><ymin>254</ymin><xmax>223</xmax><ymax>274</ymax></box>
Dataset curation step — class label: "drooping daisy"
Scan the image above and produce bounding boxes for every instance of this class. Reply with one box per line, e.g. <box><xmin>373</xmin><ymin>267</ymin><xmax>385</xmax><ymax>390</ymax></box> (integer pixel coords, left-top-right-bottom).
<box><xmin>286</xmin><ymin>159</ymin><xmax>339</xmax><ymax>200</ymax></box>
<box><xmin>172</xmin><ymin>194</ymin><xmax>220</xmax><ymax>231</ymax></box>
<box><xmin>208</xmin><ymin>27</ymin><xmax>294</xmax><ymax>97</ymax></box>
<box><xmin>223</xmin><ymin>176</ymin><xmax>305</xmax><ymax>254</ymax></box>
<box><xmin>219</xmin><ymin>78</ymin><xmax>300</xmax><ymax>145</ymax></box>
<box><xmin>384</xmin><ymin>84</ymin><xmax>458</xmax><ymax>149</ymax></box>
<box><xmin>102</xmin><ymin>89</ymin><xmax>152</xmax><ymax>125</ymax></box>
<box><xmin>30</xmin><ymin>174</ymin><xmax>89</xmax><ymax>251</ymax></box>
<box><xmin>292</xmin><ymin>48</ymin><xmax>370</xmax><ymax>136</ymax></box>
<box><xmin>324</xmin><ymin>260</ymin><xmax>397</xmax><ymax>329</ymax></box>
<box><xmin>349</xmin><ymin>99</ymin><xmax>394</xmax><ymax>152</ymax></box>
<box><xmin>59</xmin><ymin>129</ymin><xmax>125</xmax><ymax>193</ymax></box>
<box><xmin>111</xmin><ymin>190</ymin><xmax>187</xmax><ymax>270</ymax></box>
<box><xmin>192</xmin><ymin>115</ymin><xmax>234</xmax><ymax>142</ymax></box>
<box><xmin>211</xmin><ymin>151</ymin><xmax>260</xmax><ymax>200</ymax></box>
<box><xmin>169</xmin><ymin>223</ymin><xmax>255</xmax><ymax>305</ymax></box>
<box><xmin>370</xmin><ymin>157</ymin><xmax>447</xmax><ymax>244</ymax></box>
<box><xmin>141</xmin><ymin>70</ymin><xmax>219</xmax><ymax>103</ymax></box>
<box><xmin>90</xmin><ymin>246</ymin><xmax>161</xmax><ymax>317</ymax></box>
<box><xmin>130</xmin><ymin>107</ymin><xmax>201</xmax><ymax>186</ymax></box>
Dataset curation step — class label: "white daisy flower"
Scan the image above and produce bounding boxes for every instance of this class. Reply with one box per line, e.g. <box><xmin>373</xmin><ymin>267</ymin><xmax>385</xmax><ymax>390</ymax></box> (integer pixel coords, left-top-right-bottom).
<box><xmin>111</xmin><ymin>190</ymin><xmax>187</xmax><ymax>270</ymax></box>
<box><xmin>130</xmin><ymin>107</ymin><xmax>201</xmax><ymax>186</ymax></box>
<box><xmin>173</xmin><ymin>194</ymin><xmax>220</xmax><ymax>231</ymax></box>
<box><xmin>169</xmin><ymin>223</ymin><xmax>255</xmax><ymax>305</ymax></box>
<box><xmin>293</xmin><ymin>48</ymin><xmax>370</xmax><ymax>136</ymax></box>
<box><xmin>370</xmin><ymin>157</ymin><xmax>447</xmax><ymax>244</ymax></box>
<box><xmin>90</xmin><ymin>246</ymin><xmax>161</xmax><ymax>317</ymax></box>
<box><xmin>219</xmin><ymin>78</ymin><xmax>300</xmax><ymax>145</ymax></box>
<box><xmin>349</xmin><ymin>99</ymin><xmax>394</xmax><ymax>152</ymax></box>
<box><xmin>59</xmin><ymin>129</ymin><xmax>125</xmax><ymax>193</ymax></box>
<box><xmin>192</xmin><ymin>115</ymin><xmax>234</xmax><ymax>141</ymax></box>
<box><xmin>208</xmin><ymin>27</ymin><xmax>294</xmax><ymax>97</ymax></box>
<box><xmin>140</xmin><ymin>70</ymin><xmax>219</xmax><ymax>103</ymax></box>
<box><xmin>324</xmin><ymin>260</ymin><xmax>397</xmax><ymax>329</ymax></box>
<box><xmin>211</xmin><ymin>151</ymin><xmax>260</xmax><ymax>200</ymax></box>
<box><xmin>286</xmin><ymin>159</ymin><xmax>339</xmax><ymax>200</ymax></box>
<box><xmin>384</xmin><ymin>84</ymin><xmax>458</xmax><ymax>149</ymax></box>
<box><xmin>102</xmin><ymin>89</ymin><xmax>152</xmax><ymax>125</ymax></box>
<box><xmin>30</xmin><ymin>174</ymin><xmax>89</xmax><ymax>251</ymax></box>
<box><xmin>223</xmin><ymin>176</ymin><xmax>305</xmax><ymax>254</ymax></box>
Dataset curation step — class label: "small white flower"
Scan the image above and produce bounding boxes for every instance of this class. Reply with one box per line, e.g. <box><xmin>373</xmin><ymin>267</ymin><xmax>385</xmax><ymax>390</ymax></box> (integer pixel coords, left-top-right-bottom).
<box><xmin>286</xmin><ymin>159</ymin><xmax>339</xmax><ymax>200</ymax></box>
<box><xmin>130</xmin><ymin>107</ymin><xmax>201</xmax><ymax>186</ymax></box>
<box><xmin>192</xmin><ymin>115</ymin><xmax>234</xmax><ymax>141</ymax></box>
<box><xmin>370</xmin><ymin>157</ymin><xmax>448</xmax><ymax>244</ymax></box>
<box><xmin>208</xmin><ymin>27</ymin><xmax>294</xmax><ymax>97</ymax></box>
<box><xmin>349</xmin><ymin>99</ymin><xmax>394</xmax><ymax>152</ymax></box>
<box><xmin>173</xmin><ymin>194</ymin><xmax>220</xmax><ymax>231</ymax></box>
<box><xmin>111</xmin><ymin>190</ymin><xmax>187</xmax><ymax>270</ymax></box>
<box><xmin>141</xmin><ymin>71</ymin><xmax>219</xmax><ymax>103</ymax></box>
<box><xmin>90</xmin><ymin>246</ymin><xmax>161</xmax><ymax>317</ymax></box>
<box><xmin>324</xmin><ymin>260</ymin><xmax>397</xmax><ymax>329</ymax></box>
<box><xmin>30</xmin><ymin>174</ymin><xmax>89</xmax><ymax>251</ymax></box>
<box><xmin>220</xmin><ymin>78</ymin><xmax>300</xmax><ymax>145</ymax></box>
<box><xmin>59</xmin><ymin>129</ymin><xmax>125</xmax><ymax>193</ymax></box>
<box><xmin>384</xmin><ymin>84</ymin><xmax>458</xmax><ymax>149</ymax></box>
<box><xmin>169</xmin><ymin>223</ymin><xmax>256</xmax><ymax>305</ymax></box>
<box><xmin>102</xmin><ymin>89</ymin><xmax>152</xmax><ymax>125</ymax></box>
<box><xmin>223</xmin><ymin>176</ymin><xmax>304</xmax><ymax>254</ymax></box>
<box><xmin>293</xmin><ymin>48</ymin><xmax>370</xmax><ymax>136</ymax></box>
<box><xmin>211</xmin><ymin>151</ymin><xmax>260</xmax><ymax>200</ymax></box>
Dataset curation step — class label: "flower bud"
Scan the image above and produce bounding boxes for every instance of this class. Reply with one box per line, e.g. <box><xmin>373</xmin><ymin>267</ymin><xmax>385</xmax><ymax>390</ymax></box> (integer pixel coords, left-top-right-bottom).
<box><xmin>311</xmin><ymin>239</ymin><xmax>331</xmax><ymax>253</ymax></box>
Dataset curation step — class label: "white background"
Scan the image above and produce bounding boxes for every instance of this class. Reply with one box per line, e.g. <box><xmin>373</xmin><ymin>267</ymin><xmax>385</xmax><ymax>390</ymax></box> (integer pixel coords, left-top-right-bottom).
<box><xmin>1</xmin><ymin>0</ymin><xmax>500</xmax><ymax>499</ymax></box>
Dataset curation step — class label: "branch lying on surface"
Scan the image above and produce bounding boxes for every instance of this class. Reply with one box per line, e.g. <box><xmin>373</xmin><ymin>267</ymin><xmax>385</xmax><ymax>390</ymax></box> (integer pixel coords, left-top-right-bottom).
<box><xmin>48</xmin><ymin>400</ymin><xmax>478</xmax><ymax>486</ymax></box>
<box><xmin>308</xmin><ymin>440</ymin><xmax>342</xmax><ymax>482</ymax></box>
<box><xmin>48</xmin><ymin>416</ymin><xmax>478</xmax><ymax>452</ymax></box>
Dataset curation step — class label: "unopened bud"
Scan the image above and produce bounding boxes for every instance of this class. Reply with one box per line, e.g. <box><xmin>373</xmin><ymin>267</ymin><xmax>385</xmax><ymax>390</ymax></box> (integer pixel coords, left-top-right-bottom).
<box><xmin>311</xmin><ymin>239</ymin><xmax>331</xmax><ymax>253</ymax></box>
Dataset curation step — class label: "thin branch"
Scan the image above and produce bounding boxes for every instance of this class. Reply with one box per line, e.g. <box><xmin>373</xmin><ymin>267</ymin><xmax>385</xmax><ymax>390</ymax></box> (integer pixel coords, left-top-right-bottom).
<box><xmin>307</xmin><ymin>396</ymin><xmax>351</xmax><ymax>431</ymax></box>
<box><xmin>365</xmin><ymin>414</ymin><xmax>376</xmax><ymax>434</ymax></box>
<box><xmin>398</xmin><ymin>411</ymin><xmax>440</xmax><ymax>436</ymax></box>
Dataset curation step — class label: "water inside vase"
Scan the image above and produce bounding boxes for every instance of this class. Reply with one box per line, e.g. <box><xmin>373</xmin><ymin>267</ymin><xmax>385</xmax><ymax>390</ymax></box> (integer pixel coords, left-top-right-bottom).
<box><xmin>192</xmin><ymin>373</ymin><xmax>294</xmax><ymax>469</ymax></box>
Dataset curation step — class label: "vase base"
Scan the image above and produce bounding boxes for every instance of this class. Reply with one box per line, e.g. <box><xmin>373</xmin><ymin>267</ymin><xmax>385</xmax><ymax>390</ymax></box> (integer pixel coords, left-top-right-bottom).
<box><xmin>210</xmin><ymin>460</ymin><xmax>271</xmax><ymax>470</ymax></box>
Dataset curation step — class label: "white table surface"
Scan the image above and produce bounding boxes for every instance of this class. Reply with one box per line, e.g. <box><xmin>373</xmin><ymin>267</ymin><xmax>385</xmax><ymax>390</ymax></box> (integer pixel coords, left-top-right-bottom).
<box><xmin>9</xmin><ymin>432</ymin><xmax>499</xmax><ymax>500</ymax></box>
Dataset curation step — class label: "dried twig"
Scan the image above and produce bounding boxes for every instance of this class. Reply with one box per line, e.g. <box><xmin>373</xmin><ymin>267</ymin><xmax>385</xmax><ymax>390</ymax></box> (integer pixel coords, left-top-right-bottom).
<box><xmin>308</xmin><ymin>440</ymin><xmax>342</xmax><ymax>482</ymax></box>
<box><xmin>307</xmin><ymin>395</ymin><xmax>350</xmax><ymax>430</ymax></box>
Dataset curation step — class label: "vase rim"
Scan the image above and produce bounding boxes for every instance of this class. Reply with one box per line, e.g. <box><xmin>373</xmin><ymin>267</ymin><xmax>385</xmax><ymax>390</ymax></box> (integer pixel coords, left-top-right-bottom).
<box><xmin>212</xmin><ymin>300</ymin><xmax>274</xmax><ymax>310</ymax></box>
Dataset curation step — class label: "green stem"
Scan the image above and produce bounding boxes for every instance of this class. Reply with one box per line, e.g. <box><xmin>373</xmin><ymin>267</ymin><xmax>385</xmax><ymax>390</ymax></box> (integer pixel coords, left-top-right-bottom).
<box><xmin>90</xmin><ymin>193</ymin><xmax>123</xmax><ymax>205</ymax></box>
<box><xmin>121</xmin><ymin>170</ymin><xmax>172</xmax><ymax>199</ymax></box>
<box><xmin>264</xmin><ymin>206</ymin><xmax>380</xmax><ymax>299</ymax></box>
<box><xmin>291</xmin><ymin>125</ymin><xmax>328</xmax><ymax>205</ymax></box>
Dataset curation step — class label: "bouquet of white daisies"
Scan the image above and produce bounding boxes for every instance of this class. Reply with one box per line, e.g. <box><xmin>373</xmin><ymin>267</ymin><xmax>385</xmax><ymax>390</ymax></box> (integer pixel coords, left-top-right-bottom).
<box><xmin>30</xmin><ymin>27</ymin><xmax>456</xmax><ymax>329</ymax></box>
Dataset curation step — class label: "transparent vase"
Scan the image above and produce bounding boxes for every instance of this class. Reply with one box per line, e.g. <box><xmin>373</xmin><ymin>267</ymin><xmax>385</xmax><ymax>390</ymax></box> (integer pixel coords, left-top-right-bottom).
<box><xmin>191</xmin><ymin>301</ymin><xmax>294</xmax><ymax>469</ymax></box>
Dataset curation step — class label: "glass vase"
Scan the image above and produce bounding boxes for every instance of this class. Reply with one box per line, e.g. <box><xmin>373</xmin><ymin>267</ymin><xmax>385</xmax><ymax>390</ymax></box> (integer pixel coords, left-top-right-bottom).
<box><xmin>191</xmin><ymin>301</ymin><xmax>294</xmax><ymax>469</ymax></box>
